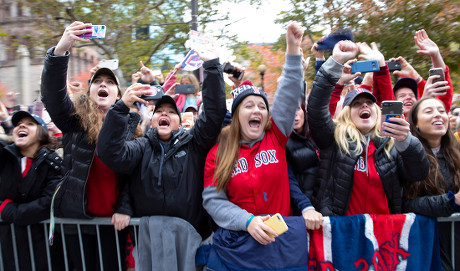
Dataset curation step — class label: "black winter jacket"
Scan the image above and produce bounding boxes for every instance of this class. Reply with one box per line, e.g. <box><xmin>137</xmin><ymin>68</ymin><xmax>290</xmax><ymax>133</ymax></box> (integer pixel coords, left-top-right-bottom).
<box><xmin>41</xmin><ymin>47</ymin><xmax>139</xmax><ymax>218</ymax></box>
<box><xmin>286</xmin><ymin>131</ymin><xmax>319</xmax><ymax>200</ymax></box>
<box><xmin>97</xmin><ymin>58</ymin><xmax>226</xmax><ymax>238</ymax></box>
<box><xmin>0</xmin><ymin>144</ymin><xmax>62</xmax><ymax>271</ymax></box>
<box><xmin>307</xmin><ymin>58</ymin><xmax>429</xmax><ymax>216</ymax></box>
<box><xmin>402</xmin><ymin>151</ymin><xmax>460</xmax><ymax>271</ymax></box>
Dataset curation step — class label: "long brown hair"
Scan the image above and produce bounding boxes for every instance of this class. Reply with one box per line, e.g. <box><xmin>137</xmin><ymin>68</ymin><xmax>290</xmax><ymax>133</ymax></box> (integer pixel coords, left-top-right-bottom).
<box><xmin>406</xmin><ymin>98</ymin><xmax>460</xmax><ymax>199</ymax></box>
<box><xmin>213</xmin><ymin>104</ymin><xmax>272</xmax><ymax>192</ymax></box>
<box><xmin>73</xmin><ymin>91</ymin><xmax>142</xmax><ymax>144</ymax></box>
<box><xmin>73</xmin><ymin>92</ymin><xmax>105</xmax><ymax>144</ymax></box>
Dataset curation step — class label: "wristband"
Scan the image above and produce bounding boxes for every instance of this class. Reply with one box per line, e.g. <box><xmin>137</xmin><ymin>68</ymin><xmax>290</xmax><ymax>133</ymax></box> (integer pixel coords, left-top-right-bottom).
<box><xmin>246</xmin><ymin>215</ymin><xmax>255</xmax><ymax>230</ymax></box>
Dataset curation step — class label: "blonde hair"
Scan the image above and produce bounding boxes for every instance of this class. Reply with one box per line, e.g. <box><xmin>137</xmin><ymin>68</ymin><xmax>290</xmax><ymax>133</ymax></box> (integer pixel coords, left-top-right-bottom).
<box><xmin>213</xmin><ymin>104</ymin><xmax>272</xmax><ymax>192</ymax></box>
<box><xmin>333</xmin><ymin>104</ymin><xmax>393</xmax><ymax>157</ymax></box>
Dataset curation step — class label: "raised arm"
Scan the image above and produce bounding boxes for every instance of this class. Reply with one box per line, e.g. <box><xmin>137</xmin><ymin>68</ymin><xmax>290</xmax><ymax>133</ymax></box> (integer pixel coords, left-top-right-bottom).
<box><xmin>271</xmin><ymin>22</ymin><xmax>304</xmax><ymax>136</ymax></box>
<box><xmin>357</xmin><ymin>42</ymin><xmax>393</xmax><ymax>106</ymax></box>
<box><xmin>41</xmin><ymin>22</ymin><xmax>92</xmax><ymax>132</ymax></box>
<box><xmin>189</xmin><ymin>41</ymin><xmax>227</xmax><ymax>156</ymax></box>
<box><xmin>308</xmin><ymin>41</ymin><xmax>358</xmax><ymax>149</ymax></box>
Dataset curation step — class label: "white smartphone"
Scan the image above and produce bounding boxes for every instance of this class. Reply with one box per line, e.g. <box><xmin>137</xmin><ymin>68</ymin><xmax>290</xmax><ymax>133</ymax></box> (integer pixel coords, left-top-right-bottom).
<box><xmin>99</xmin><ymin>59</ymin><xmax>119</xmax><ymax>70</ymax></box>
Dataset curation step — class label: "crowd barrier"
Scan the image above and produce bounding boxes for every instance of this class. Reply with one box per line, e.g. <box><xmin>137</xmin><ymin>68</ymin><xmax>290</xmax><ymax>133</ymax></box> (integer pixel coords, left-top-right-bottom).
<box><xmin>0</xmin><ymin>214</ymin><xmax>458</xmax><ymax>271</ymax></box>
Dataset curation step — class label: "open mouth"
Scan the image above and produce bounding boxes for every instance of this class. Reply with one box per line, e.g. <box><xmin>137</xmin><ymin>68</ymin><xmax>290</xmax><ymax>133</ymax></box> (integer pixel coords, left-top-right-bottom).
<box><xmin>249</xmin><ymin>118</ymin><xmax>261</xmax><ymax>128</ymax></box>
<box><xmin>432</xmin><ymin>121</ymin><xmax>444</xmax><ymax>126</ymax></box>
<box><xmin>98</xmin><ymin>89</ymin><xmax>109</xmax><ymax>97</ymax></box>
<box><xmin>159</xmin><ymin>118</ymin><xmax>170</xmax><ymax>127</ymax></box>
<box><xmin>18</xmin><ymin>131</ymin><xmax>28</xmax><ymax>138</ymax></box>
<box><xmin>359</xmin><ymin>111</ymin><xmax>370</xmax><ymax>119</ymax></box>
<box><xmin>403</xmin><ymin>101</ymin><xmax>413</xmax><ymax>107</ymax></box>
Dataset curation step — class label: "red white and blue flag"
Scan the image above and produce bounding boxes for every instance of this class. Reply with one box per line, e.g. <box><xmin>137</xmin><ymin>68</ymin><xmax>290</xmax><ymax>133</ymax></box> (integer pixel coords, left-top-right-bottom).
<box><xmin>308</xmin><ymin>213</ymin><xmax>442</xmax><ymax>270</ymax></box>
<box><xmin>180</xmin><ymin>49</ymin><xmax>203</xmax><ymax>71</ymax></box>
<box><xmin>203</xmin><ymin>214</ymin><xmax>441</xmax><ymax>270</ymax></box>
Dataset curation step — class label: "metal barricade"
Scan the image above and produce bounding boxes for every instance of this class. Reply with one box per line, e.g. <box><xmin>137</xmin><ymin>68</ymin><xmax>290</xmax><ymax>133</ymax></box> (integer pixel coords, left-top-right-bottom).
<box><xmin>0</xmin><ymin>217</ymin><xmax>140</xmax><ymax>271</ymax></box>
<box><xmin>0</xmin><ymin>214</ymin><xmax>458</xmax><ymax>270</ymax></box>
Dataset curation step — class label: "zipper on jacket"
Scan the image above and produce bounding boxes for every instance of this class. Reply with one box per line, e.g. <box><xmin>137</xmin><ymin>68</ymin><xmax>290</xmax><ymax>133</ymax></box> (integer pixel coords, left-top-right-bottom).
<box><xmin>158</xmin><ymin>144</ymin><xmax>165</xmax><ymax>186</ymax></box>
<box><xmin>81</xmin><ymin>148</ymin><xmax>96</xmax><ymax>218</ymax></box>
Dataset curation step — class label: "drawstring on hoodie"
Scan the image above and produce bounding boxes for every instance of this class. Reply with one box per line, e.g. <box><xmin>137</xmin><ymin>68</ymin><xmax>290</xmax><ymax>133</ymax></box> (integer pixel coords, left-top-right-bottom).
<box><xmin>363</xmin><ymin>135</ymin><xmax>370</xmax><ymax>176</ymax></box>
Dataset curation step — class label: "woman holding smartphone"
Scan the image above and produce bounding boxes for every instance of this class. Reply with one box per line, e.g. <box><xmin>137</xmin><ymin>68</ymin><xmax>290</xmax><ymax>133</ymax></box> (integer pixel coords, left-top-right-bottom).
<box><xmin>307</xmin><ymin>40</ymin><xmax>429</xmax><ymax>217</ymax></box>
<box><xmin>404</xmin><ymin>97</ymin><xmax>460</xmax><ymax>271</ymax></box>
<box><xmin>41</xmin><ymin>21</ymin><xmax>143</xmax><ymax>270</ymax></box>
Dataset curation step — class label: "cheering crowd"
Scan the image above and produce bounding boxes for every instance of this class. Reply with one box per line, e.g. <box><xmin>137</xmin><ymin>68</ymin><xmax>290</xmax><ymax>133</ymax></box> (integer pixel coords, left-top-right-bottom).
<box><xmin>0</xmin><ymin>20</ymin><xmax>459</xmax><ymax>271</ymax></box>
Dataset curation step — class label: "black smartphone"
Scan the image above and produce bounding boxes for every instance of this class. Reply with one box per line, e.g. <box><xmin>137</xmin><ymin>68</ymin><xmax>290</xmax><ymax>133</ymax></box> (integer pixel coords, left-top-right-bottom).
<box><xmin>350</xmin><ymin>60</ymin><xmax>380</xmax><ymax>74</ymax></box>
<box><xmin>175</xmin><ymin>84</ymin><xmax>195</xmax><ymax>95</ymax></box>
<box><xmin>140</xmin><ymin>85</ymin><xmax>164</xmax><ymax>101</ymax></box>
<box><xmin>223</xmin><ymin>63</ymin><xmax>244</xmax><ymax>81</ymax></box>
<box><xmin>386</xmin><ymin>60</ymin><xmax>401</xmax><ymax>72</ymax></box>
<box><xmin>429</xmin><ymin>68</ymin><xmax>445</xmax><ymax>84</ymax></box>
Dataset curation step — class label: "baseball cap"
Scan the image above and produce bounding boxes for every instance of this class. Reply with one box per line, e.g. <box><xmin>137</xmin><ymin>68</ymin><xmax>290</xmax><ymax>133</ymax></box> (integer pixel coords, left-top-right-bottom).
<box><xmin>183</xmin><ymin>104</ymin><xmax>198</xmax><ymax>113</ymax></box>
<box><xmin>154</xmin><ymin>95</ymin><xmax>181</xmax><ymax>122</ymax></box>
<box><xmin>343</xmin><ymin>88</ymin><xmax>377</xmax><ymax>107</ymax></box>
<box><xmin>89</xmin><ymin>68</ymin><xmax>120</xmax><ymax>86</ymax></box>
<box><xmin>393</xmin><ymin>78</ymin><xmax>418</xmax><ymax>98</ymax></box>
<box><xmin>12</xmin><ymin>111</ymin><xmax>48</xmax><ymax>132</ymax></box>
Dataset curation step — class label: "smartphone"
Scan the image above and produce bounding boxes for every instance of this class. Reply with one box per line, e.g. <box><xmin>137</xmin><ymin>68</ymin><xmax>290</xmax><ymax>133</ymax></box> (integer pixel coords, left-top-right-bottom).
<box><xmin>263</xmin><ymin>213</ymin><xmax>288</xmax><ymax>238</ymax></box>
<box><xmin>175</xmin><ymin>84</ymin><xmax>195</xmax><ymax>95</ymax></box>
<box><xmin>381</xmin><ymin>100</ymin><xmax>403</xmax><ymax>132</ymax></box>
<box><xmin>223</xmin><ymin>63</ymin><xmax>244</xmax><ymax>81</ymax></box>
<box><xmin>350</xmin><ymin>60</ymin><xmax>380</xmax><ymax>74</ymax></box>
<box><xmin>98</xmin><ymin>59</ymin><xmax>119</xmax><ymax>70</ymax></box>
<box><xmin>140</xmin><ymin>85</ymin><xmax>164</xmax><ymax>101</ymax></box>
<box><xmin>429</xmin><ymin>68</ymin><xmax>445</xmax><ymax>84</ymax></box>
<box><xmin>181</xmin><ymin>112</ymin><xmax>194</xmax><ymax>129</ymax></box>
<box><xmin>152</xmin><ymin>69</ymin><xmax>162</xmax><ymax>76</ymax></box>
<box><xmin>79</xmin><ymin>25</ymin><xmax>106</xmax><ymax>39</ymax></box>
<box><xmin>386</xmin><ymin>60</ymin><xmax>401</xmax><ymax>72</ymax></box>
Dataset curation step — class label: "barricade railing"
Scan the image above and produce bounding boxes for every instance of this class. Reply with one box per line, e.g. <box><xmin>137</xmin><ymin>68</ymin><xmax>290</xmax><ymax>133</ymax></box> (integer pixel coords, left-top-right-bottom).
<box><xmin>0</xmin><ymin>215</ymin><xmax>458</xmax><ymax>271</ymax></box>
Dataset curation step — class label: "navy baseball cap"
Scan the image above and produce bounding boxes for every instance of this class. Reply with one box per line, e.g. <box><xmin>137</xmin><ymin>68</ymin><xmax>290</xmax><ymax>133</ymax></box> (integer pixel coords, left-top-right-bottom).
<box><xmin>343</xmin><ymin>88</ymin><xmax>377</xmax><ymax>107</ymax></box>
<box><xmin>154</xmin><ymin>95</ymin><xmax>181</xmax><ymax>122</ymax></box>
<box><xmin>393</xmin><ymin>77</ymin><xmax>418</xmax><ymax>98</ymax></box>
<box><xmin>12</xmin><ymin>111</ymin><xmax>48</xmax><ymax>132</ymax></box>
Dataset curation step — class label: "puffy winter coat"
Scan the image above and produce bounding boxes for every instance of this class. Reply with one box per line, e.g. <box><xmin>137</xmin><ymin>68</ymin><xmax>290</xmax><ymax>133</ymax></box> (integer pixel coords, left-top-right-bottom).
<box><xmin>307</xmin><ymin>58</ymin><xmax>429</xmax><ymax>216</ymax></box>
<box><xmin>97</xmin><ymin>58</ymin><xmax>226</xmax><ymax>238</ymax></box>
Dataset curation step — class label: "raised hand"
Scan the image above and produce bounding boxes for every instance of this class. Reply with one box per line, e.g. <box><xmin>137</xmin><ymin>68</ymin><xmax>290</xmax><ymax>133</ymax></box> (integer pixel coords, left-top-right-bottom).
<box><xmin>227</xmin><ymin>62</ymin><xmax>245</xmax><ymax>87</ymax></box>
<box><xmin>121</xmin><ymin>83</ymin><xmax>152</xmax><ymax>107</ymax></box>
<box><xmin>414</xmin><ymin>29</ymin><xmax>440</xmax><ymax>58</ymax></box>
<box><xmin>414</xmin><ymin>29</ymin><xmax>445</xmax><ymax>70</ymax></box>
<box><xmin>286</xmin><ymin>21</ymin><xmax>304</xmax><ymax>55</ymax></box>
<box><xmin>311</xmin><ymin>42</ymin><xmax>324</xmax><ymax>59</ymax></box>
<box><xmin>391</xmin><ymin>56</ymin><xmax>420</xmax><ymax>80</ymax></box>
<box><xmin>194</xmin><ymin>38</ymin><xmax>220</xmax><ymax>62</ymax></box>
<box><xmin>332</xmin><ymin>40</ymin><xmax>358</xmax><ymax>65</ymax></box>
<box><xmin>338</xmin><ymin>59</ymin><xmax>361</xmax><ymax>85</ymax></box>
<box><xmin>139</xmin><ymin>61</ymin><xmax>155</xmax><ymax>83</ymax></box>
<box><xmin>55</xmin><ymin>21</ymin><xmax>92</xmax><ymax>56</ymax></box>
<box><xmin>357</xmin><ymin>42</ymin><xmax>385</xmax><ymax>67</ymax></box>
<box><xmin>422</xmin><ymin>75</ymin><xmax>449</xmax><ymax>98</ymax></box>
